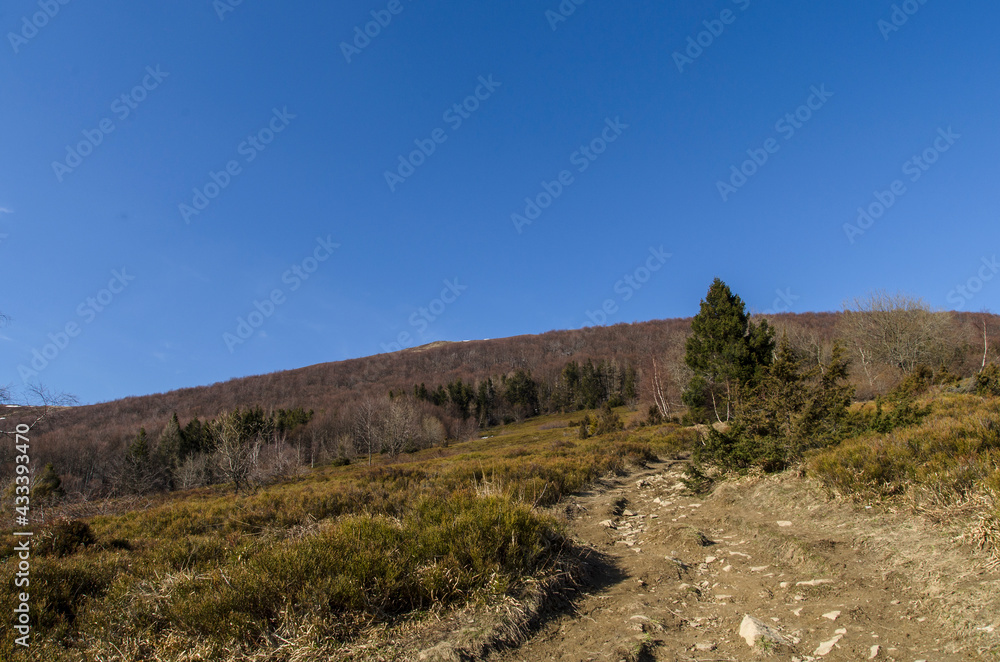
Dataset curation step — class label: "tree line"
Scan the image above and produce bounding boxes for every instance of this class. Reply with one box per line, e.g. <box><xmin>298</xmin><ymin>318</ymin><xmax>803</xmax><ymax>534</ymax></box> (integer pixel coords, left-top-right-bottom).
<box><xmin>3</xmin><ymin>284</ymin><xmax>997</xmax><ymax>498</ymax></box>
<box><xmin>410</xmin><ymin>358</ymin><xmax>637</xmax><ymax>425</ymax></box>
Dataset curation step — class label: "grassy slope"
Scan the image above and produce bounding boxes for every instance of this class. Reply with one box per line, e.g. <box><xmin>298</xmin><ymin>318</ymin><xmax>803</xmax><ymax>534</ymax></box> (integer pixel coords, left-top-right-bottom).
<box><xmin>1</xmin><ymin>410</ymin><xmax>675</xmax><ymax>660</ymax></box>
<box><xmin>6</xmin><ymin>393</ymin><xmax>1000</xmax><ymax>660</ymax></box>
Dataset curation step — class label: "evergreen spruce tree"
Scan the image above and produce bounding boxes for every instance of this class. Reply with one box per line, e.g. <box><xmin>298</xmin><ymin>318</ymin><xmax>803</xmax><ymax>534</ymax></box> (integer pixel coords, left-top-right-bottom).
<box><xmin>181</xmin><ymin>417</ymin><xmax>206</xmax><ymax>457</ymax></box>
<box><xmin>683</xmin><ymin>278</ymin><xmax>775</xmax><ymax>422</ymax></box>
<box><xmin>157</xmin><ymin>413</ymin><xmax>184</xmax><ymax>468</ymax></box>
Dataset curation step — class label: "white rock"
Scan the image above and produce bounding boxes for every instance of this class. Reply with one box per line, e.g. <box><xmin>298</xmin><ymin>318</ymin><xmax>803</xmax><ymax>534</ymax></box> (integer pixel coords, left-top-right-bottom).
<box><xmin>813</xmin><ymin>634</ymin><xmax>843</xmax><ymax>656</ymax></box>
<box><xmin>750</xmin><ymin>565</ymin><xmax>769</xmax><ymax>572</ymax></box>
<box><xmin>777</xmin><ymin>520</ymin><xmax>792</xmax><ymax>527</ymax></box>
<box><xmin>705</xmin><ymin>556</ymin><xmax>717</xmax><ymax>564</ymax></box>
<box><xmin>868</xmin><ymin>644</ymin><xmax>880</xmax><ymax>659</ymax></box>
<box><xmin>722</xmin><ymin>565</ymin><xmax>733</xmax><ymax>572</ymax></box>
<box><xmin>822</xmin><ymin>610</ymin><xmax>841</xmax><ymax>621</ymax></box>
<box><xmin>796</xmin><ymin>579</ymin><xmax>834</xmax><ymax>586</ymax></box>
<box><xmin>739</xmin><ymin>614</ymin><xmax>789</xmax><ymax>648</ymax></box>
<box><xmin>599</xmin><ymin>519</ymin><xmax>616</xmax><ymax>528</ymax></box>
<box><xmin>694</xmin><ymin>641</ymin><xmax>716</xmax><ymax>652</ymax></box>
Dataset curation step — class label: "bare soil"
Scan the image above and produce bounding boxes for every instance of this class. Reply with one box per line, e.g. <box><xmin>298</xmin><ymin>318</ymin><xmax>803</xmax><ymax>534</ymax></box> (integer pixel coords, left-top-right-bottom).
<box><xmin>486</xmin><ymin>457</ymin><xmax>1000</xmax><ymax>662</ymax></box>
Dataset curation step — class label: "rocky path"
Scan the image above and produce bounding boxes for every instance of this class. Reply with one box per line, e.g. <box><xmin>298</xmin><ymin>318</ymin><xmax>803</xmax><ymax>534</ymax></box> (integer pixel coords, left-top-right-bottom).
<box><xmin>489</xmin><ymin>459</ymin><xmax>1000</xmax><ymax>662</ymax></box>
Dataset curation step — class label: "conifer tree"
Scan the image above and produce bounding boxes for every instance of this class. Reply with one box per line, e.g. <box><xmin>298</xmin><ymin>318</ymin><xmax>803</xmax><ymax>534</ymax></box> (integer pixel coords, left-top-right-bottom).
<box><xmin>683</xmin><ymin>278</ymin><xmax>775</xmax><ymax>422</ymax></box>
<box><xmin>157</xmin><ymin>413</ymin><xmax>184</xmax><ymax>468</ymax></box>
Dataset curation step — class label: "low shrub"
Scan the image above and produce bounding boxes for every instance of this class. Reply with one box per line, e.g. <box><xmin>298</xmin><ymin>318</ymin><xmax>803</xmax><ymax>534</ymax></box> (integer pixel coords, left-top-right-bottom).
<box><xmin>976</xmin><ymin>363</ymin><xmax>1000</xmax><ymax>397</ymax></box>
<box><xmin>36</xmin><ymin>520</ymin><xmax>96</xmax><ymax>558</ymax></box>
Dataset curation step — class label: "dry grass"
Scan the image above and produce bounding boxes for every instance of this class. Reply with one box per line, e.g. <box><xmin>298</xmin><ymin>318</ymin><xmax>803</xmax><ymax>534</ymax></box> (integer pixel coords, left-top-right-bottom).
<box><xmin>810</xmin><ymin>392</ymin><xmax>1000</xmax><ymax>566</ymax></box>
<box><xmin>0</xmin><ymin>410</ymin><xmax>659</xmax><ymax>659</ymax></box>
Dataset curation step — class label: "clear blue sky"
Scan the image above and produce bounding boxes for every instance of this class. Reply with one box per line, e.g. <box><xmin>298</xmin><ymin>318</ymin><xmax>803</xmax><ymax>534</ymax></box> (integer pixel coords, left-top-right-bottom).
<box><xmin>2</xmin><ymin>0</ymin><xmax>999</xmax><ymax>404</ymax></box>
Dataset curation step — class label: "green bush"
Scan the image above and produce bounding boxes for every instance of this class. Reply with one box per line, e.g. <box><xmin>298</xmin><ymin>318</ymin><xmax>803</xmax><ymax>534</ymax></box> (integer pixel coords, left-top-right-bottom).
<box><xmin>976</xmin><ymin>363</ymin><xmax>1000</xmax><ymax>396</ymax></box>
<box><xmin>811</xmin><ymin>394</ymin><xmax>1000</xmax><ymax>503</ymax></box>
<box><xmin>37</xmin><ymin>520</ymin><xmax>96</xmax><ymax>558</ymax></box>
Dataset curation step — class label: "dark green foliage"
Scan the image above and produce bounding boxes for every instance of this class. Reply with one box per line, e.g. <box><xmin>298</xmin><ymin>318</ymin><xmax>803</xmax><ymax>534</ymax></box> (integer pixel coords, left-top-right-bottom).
<box><xmin>891</xmin><ymin>365</ymin><xmax>935</xmax><ymax>400</ymax></box>
<box><xmin>181</xmin><ymin>417</ymin><xmax>208</xmax><ymax>456</ymax></box>
<box><xmin>156</xmin><ymin>412</ymin><xmax>184</xmax><ymax>473</ymax></box>
<box><xmin>446</xmin><ymin>379</ymin><xmax>475</xmax><ymax>419</ymax></box>
<box><xmin>121</xmin><ymin>427</ymin><xmax>166</xmax><ymax>494</ymax></box>
<box><xmin>37</xmin><ymin>520</ymin><xmax>96</xmax><ymax>558</ymax></box>
<box><xmin>574</xmin><ymin>404</ymin><xmax>624</xmax><ymax>439</ymax></box>
<box><xmin>683</xmin><ymin>278</ymin><xmax>775</xmax><ymax>422</ymax></box>
<box><xmin>847</xmin><ymin>396</ymin><xmax>931</xmax><ymax>435</ymax></box>
<box><xmin>503</xmin><ymin>369</ymin><xmax>540</xmax><ymax>419</ymax></box>
<box><xmin>475</xmin><ymin>377</ymin><xmax>499</xmax><ymax>427</ymax></box>
<box><xmin>797</xmin><ymin>341</ymin><xmax>855</xmax><ymax>445</ymax></box>
<box><xmin>128</xmin><ymin>427</ymin><xmax>150</xmax><ymax>461</ymax></box>
<box><xmin>34</xmin><ymin>463</ymin><xmax>64</xmax><ymax>501</ymax></box>
<box><xmin>976</xmin><ymin>363</ymin><xmax>1000</xmax><ymax>396</ymax></box>
<box><xmin>592</xmin><ymin>403</ymin><xmax>624</xmax><ymax>436</ymax></box>
<box><xmin>694</xmin><ymin>336</ymin><xmax>856</xmax><ymax>472</ymax></box>
<box><xmin>681</xmin><ymin>464</ymin><xmax>713</xmax><ymax>495</ymax></box>
<box><xmin>274</xmin><ymin>407</ymin><xmax>313</xmax><ymax>434</ymax></box>
<box><xmin>415</xmin><ymin>358</ymin><xmax>636</xmax><ymax>429</ymax></box>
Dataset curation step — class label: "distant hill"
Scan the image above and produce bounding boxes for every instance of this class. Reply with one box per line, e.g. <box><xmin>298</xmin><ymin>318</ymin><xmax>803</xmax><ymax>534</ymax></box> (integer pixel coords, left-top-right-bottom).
<box><xmin>12</xmin><ymin>311</ymin><xmax>998</xmax><ymax>497</ymax></box>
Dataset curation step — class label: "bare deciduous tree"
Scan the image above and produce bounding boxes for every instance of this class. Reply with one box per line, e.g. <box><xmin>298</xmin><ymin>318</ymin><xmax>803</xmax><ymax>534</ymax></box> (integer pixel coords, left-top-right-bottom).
<box><xmin>213</xmin><ymin>410</ymin><xmax>262</xmax><ymax>493</ymax></box>
<box><xmin>840</xmin><ymin>291</ymin><xmax>958</xmax><ymax>390</ymax></box>
<box><xmin>352</xmin><ymin>396</ymin><xmax>383</xmax><ymax>466</ymax></box>
<box><xmin>383</xmin><ymin>398</ymin><xmax>419</xmax><ymax>457</ymax></box>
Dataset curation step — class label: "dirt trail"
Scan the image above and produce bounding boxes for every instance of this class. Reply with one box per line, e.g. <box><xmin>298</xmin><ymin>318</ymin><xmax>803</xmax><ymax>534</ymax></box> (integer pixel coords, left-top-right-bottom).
<box><xmin>489</xmin><ymin>458</ymin><xmax>1000</xmax><ymax>662</ymax></box>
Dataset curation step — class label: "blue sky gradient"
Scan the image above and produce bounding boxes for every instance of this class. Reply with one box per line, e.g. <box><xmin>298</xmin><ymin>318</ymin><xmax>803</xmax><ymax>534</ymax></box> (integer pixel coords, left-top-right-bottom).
<box><xmin>2</xmin><ymin>0</ymin><xmax>998</xmax><ymax>404</ymax></box>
